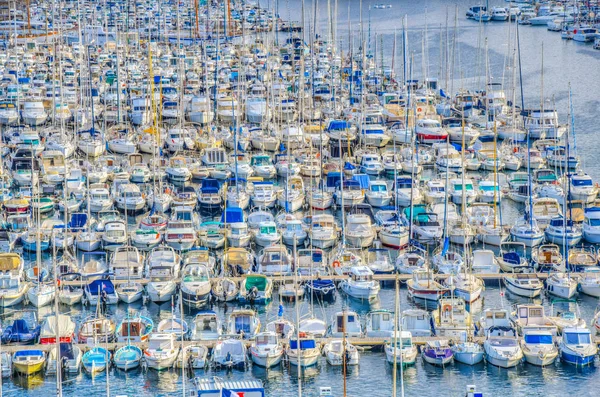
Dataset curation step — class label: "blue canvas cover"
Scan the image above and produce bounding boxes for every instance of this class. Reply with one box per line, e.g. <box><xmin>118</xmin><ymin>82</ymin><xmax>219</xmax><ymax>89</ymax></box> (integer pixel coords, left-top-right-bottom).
<box><xmin>289</xmin><ymin>339</ymin><xmax>317</xmax><ymax>349</ymax></box>
<box><xmin>201</xmin><ymin>178</ymin><xmax>220</xmax><ymax>190</ymax></box>
<box><xmin>68</xmin><ymin>213</ymin><xmax>88</xmax><ymax>229</ymax></box>
<box><xmin>352</xmin><ymin>174</ymin><xmax>370</xmax><ymax>189</ymax></box>
<box><xmin>503</xmin><ymin>252</ymin><xmax>521</xmax><ymax>265</ymax></box>
<box><xmin>87</xmin><ymin>279</ymin><xmax>115</xmax><ymax>295</ymax></box>
<box><xmin>221</xmin><ymin>207</ymin><xmax>244</xmax><ymax>224</ymax></box>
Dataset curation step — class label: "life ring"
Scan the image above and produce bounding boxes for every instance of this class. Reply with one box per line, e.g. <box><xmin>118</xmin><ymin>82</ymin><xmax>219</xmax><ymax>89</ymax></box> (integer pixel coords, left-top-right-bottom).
<box><xmin>417</xmin><ymin>107</ymin><xmax>423</xmax><ymax>113</ymax></box>
<box><xmin>442</xmin><ymin>304</ymin><xmax>452</xmax><ymax>314</ymax></box>
<box><xmin>332</xmin><ymin>260</ymin><xmax>341</xmax><ymax>268</ymax></box>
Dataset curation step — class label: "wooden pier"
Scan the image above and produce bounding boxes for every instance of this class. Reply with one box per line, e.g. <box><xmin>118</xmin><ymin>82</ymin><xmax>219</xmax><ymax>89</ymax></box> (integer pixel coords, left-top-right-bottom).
<box><xmin>59</xmin><ymin>272</ymin><xmax>567</xmax><ymax>287</ymax></box>
<box><xmin>4</xmin><ymin>334</ymin><xmax>600</xmax><ymax>354</ymax></box>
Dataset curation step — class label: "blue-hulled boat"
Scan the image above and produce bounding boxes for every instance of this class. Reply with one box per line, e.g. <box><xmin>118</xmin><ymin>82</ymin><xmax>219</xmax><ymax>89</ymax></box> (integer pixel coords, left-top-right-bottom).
<box><xmin>113</xmin><ymin>345</ymin><xmax>143</xmax><ymax>371</ymax></box>
<box><xmin>305</xmin><ymin>279</ymin><xmax>336</xmax><ymax>300</ymax></box>
<box><xmin>1</xmin><ymin>319</ymin><xmax>40</xmax><ymax>345</ymax></box>
<box><xmin>82</xmin><ymin>346</ymin><xmax>111</xmax><ymax>374</ymax></box>
<box><xmin>84</xmin><ymin>278</ymin><xmax>118</xmax><ymax>305</ymax></box>
<box><xmin>559</xmin><ymin>327</ymin><xmax>597</xmax><ymax>366</ymax></box>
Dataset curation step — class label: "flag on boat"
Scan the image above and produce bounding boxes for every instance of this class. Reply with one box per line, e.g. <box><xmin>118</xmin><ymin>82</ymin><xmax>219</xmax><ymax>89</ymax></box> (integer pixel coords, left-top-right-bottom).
<box><xmin>441</xmin><ymin>237</ymin><xmax>449</xmax><ymax>256</ymax></box>
<box><xmin>222</xmin><ymin>389</ymin><xmax>244</xmax><ymax>397</ymax></box>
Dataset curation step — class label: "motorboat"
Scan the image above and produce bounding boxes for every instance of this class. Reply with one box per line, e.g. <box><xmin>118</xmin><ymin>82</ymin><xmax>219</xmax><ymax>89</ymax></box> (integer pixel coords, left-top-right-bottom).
<box><xmin>544</xmin><ymin>216</ymin><xmax>582</xmax><ymax>247</ymax></box>
<box><xmin>532</xmin><ymin>244</ymin><xmax>564</xmax><ymax>272</ymax></box>
<box><xmin>144</xmin><ymin>333</ymin><xmax>178</xmax><ymax>370</ymax></box>
<box><xmin>385</xmin><ymin>331</ymin><xmax>418</xmax><ymax>366</ymax></box>
<box><xmin>12</xmin><ymin>350</ymin><xmax>46</xmax><ymax>376</ymax></box>
<box><xmin>496</xmin><ymin>242</ymin><xmax>529</xmax><ymax>273</ymax></box>
<box><xmin>339</xmin><ymin>266</ymin><xmax>380</xmax><ymax>301</ymax></box>
<box><xmin>344</xmin><ymin>213</ymin><xmax>376</xmax><ymax>248</ymax></box>
<box><xmin>190</xmin><ymin>311</ymin><xmax>222</xmax><ymax>341</ymax></box>
<box><xmin>421</xmin><ymin>340</ymin><xmax>453</xmax><ymax>366</ymax></box>
<box><xmin>323</xmin><ymin>339</ymin><xmax>359</xmax><ymax>366</ymax></box>
<box><xmin>249</xmin><ymin>332</ymin><xmax>284</xmax><ymax>368</ymax></box>
<box><xmin>286</xmin><ymin>337</ymin><xmax>320</xmax><ymax>367</ymax></box>
<box><xmin>239</xmin><ymin>274</ymin><xmax>273</xmax><ymax>305</ymax></box>
<box><xmin>212</xmin><ymin>338</ymin><xmax>247</xmax><ymax>369</ymax></box>
<box><xmin>46</xmin><ymin>343</ymin><xmax>82</xmax><ymax>375</ymax></box>
<box><xmin>0</xmin><ymin>253</ymin><xmax>27</xmax><ymax>307</ymax></box>
<box><xmin>115</xmin><ymin>315</ymin><xmax>154</xmax><ymax>343</ymax></box>
<box><xmin>559</xmin><ymin>327</ymin><xmax>597</xmax><ymax>366</ymax></box>
<box><xmin>406</xmin><ymin>270</ymin><xmax>449</xmax><ymax>302</ymax></box>
<box><xmin>396</xmin><ymin>246</ymin><xmax>428</xmax><ymax>274</ymax></box>
<box><xmin>84</xmin><ymin>279</ymin><xmax>118</xmax><ymax>305</ymax></box>
<box><xmin>521</xmin><ymin>330</ymin><xmax>558</xmax><ymax>366</ymax></box>
<box><xmin>176</xmin><ymin>344</ymin><xmax>208</xmax><ymax>369</ymax></box>
<box><xmin>504</xmin><ymin>274</ymin><xmax>543</xmax><ymax>298</ymax></box>
<box><xmin>227</xmin><ymin>309</ymin><xmax>261</xmax><ymax>339</ymax></box>
<box><xmin>257</xmin><ymin>245</ymin><xmax>293</xmax><ymax>276</ymax></box>
<box><xmin>452</xmin><ymin>331</ymin><xmax>485</xmax><ymax>365</ymax></box>
<box><xmin>180</xmin><ymin>262</ymin><xmax>212</xmax><ymax>308</ymax></box>
<box><xmin>431</xmin><ymin>298</ymin><xmax>472</xmax><ymax>338</ymax></box>
<box><xmin>146</xmin><ymin>246</ymin><xmax>181</xmax><ymax>303</ymax></box>
<box><xmin>483</xmin><ymin>326</ymin><xmax>523</xmax><ymax>368</ymax></box>
<box><xmin>546</xmin><ymin>273</ymin><xmax>577</xmax><ymax>299</ymax></box>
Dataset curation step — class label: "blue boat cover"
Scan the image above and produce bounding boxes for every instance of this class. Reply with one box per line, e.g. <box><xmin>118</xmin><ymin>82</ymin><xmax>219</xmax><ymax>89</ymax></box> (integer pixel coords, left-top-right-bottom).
<box><xmin>15</xmin><ymin>350</ymin><xmax>43</xmax><ymax>357</ymax></box>
<box><xmin>11</xmin><ymin>319</ymin><xmax>30</xmax><ymax>334</ymax></box>
<box><xmin>201</xmin><ymin>187</ymin><xmax>219</xmax><ymax>194</ymax></box>
<box><xmin>60</xmin><ymin>343</ymin><xmax>75</xmax><ymax>360</ymax></box>
<box><xmin>201</xmin><ymin>178</ymin><xmax>220</xmax><ymax>189</ymax></box>
<box><xmin>352</xmin><ymin>174</ymin><xmax>370</xmax><ymax>189</ymax></box>
<box><xmin>326</xmin><ymin>120</ymin><xmax>349</xmax><ymax>131</ymax></box>
<box><xmin>326</xmin><ymin>172</ymin><xmax>342</xmax><ymax>188</ymax></box>
<box><xmin>87</xmin><ymin>279</ymin><xmax>115</xmax><ymax>295</ymax></box>
<box><xmin>221</xmin><ymin>207</ymin><xmax>244</xmax><ymax>224</ymax></box>
<box><xmin>289</xmin><ymin>339</ymin><xmax>316</xmax><ymax>349</ymax></box>
<box><xmin>503</xmin><ymin>252</ymin><xmax>520</xmax><ymax>265</ymax></box>
<box><xmin>68</xmin><ymin>213</ymin><xmax>88</xmax><ymax>229</ymax></box>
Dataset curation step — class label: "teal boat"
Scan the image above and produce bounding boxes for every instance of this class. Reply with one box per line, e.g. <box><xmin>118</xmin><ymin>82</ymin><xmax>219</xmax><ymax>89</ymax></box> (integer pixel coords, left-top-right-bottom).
<box><xmin>113</xmin><ymin>345</ymin><xmax>142</xmax><ymax>371</ymax></box>
<box><xmin>82</xmin><ymin>347</ymin><xmax>111</xmax><ymax>374</ymax></box>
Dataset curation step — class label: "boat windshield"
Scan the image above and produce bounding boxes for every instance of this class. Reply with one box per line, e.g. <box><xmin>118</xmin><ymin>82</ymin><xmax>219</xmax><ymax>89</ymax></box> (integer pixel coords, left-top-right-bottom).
<box><xmin>524</xmin><ymin>334</ymin><xmax>553</xmax><ymax>344</ymax></box>
<box><xmin>588</xmin><ymin>219</ymin><xmax>600</xmax><ymax>227</ymax></box>
<box><xmin>565</xmin><ymin>332</ymin><xmax>591</xmax><ymax>345</ymax></box>
<box><xmin>260</xmin><ymin>226</ymin><xmax>276</xmax><ymax>234</ymax></box>
<box><xmin>371</xmin><ymin>184</ymin><xmax>387</xmax><ymax>192</ymax></box>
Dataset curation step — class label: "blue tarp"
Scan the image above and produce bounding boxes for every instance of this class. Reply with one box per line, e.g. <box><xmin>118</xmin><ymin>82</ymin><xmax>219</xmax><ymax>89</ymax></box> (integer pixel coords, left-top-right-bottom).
<box><xmin>86</xmin><ymin>279</ymin><xmax>115</xmax><ymax>295</ymax></box>
<box><xmin>503</xmin><ymin>252</ymin><xmax>520</xmax><ymax>265</ymax></box>
<box><xmin>221</xmin><ymin>207</ymin><xmax>244</xmax><ymax>224</ymax></box>
<box><xmin>68</xmin><ymin>213</ymin><xmax>88</xmax><ymax>229</ymax></box>
<box><xmin>201</xmin><ymin>187</ymin><xmax>219</xmax><ymax>194</ymax></box>
<box><xmin>289</xmin><ymin>339</ymin><xmax>317</xmax><ymax>349</ymax></box>
<box><xmin>14</xmin><ymin>350</ymin><xmax>43</xmax><ymax>357</ymax></box>
<box><xmin>201</xmin><ymin>178</ymin><xmax>220</xmax><ymax>189</ymax></box>
<box><xmin>352</xmin><ymin>174</ymin><xmax>370</xmax><ymax>189</ymax></box>
<box><xmin>326</xmin><ymin>120</ymin><xmax>349</xmax><ymax>131</ymax></box>
<box><xmin>325</xmin><ymin>172</ymin><xmax>342</xmax><ymax>188</ymax></box>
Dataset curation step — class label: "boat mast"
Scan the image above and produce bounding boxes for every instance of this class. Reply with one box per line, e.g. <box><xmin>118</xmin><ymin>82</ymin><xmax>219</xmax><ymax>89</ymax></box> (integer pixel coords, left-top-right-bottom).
<box><xmin>293</xmin><ymin>238</ymin><xmax>302</xmax><ymax>396</ymax></box>
<box><xmin>52</xmin><ymin>230</ymin><xmax>62</xmax><ymax>397</ymax></box>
